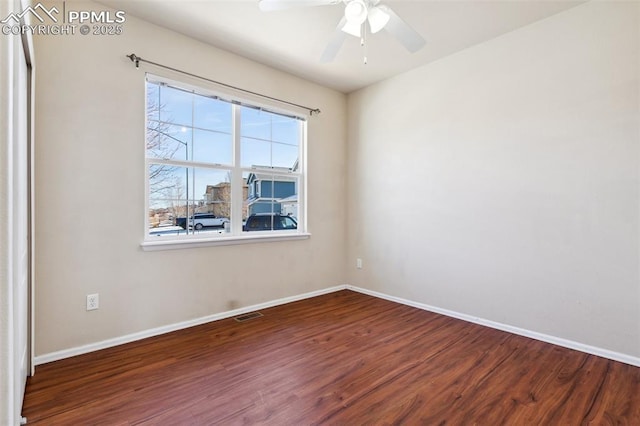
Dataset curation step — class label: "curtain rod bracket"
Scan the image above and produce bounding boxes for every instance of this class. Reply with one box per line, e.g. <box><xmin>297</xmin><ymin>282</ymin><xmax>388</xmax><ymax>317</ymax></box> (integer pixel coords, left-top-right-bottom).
<box><xmin>125</xmin><ymin>52</ymin><xmax>320</xmax><ymax>116</ymax></box>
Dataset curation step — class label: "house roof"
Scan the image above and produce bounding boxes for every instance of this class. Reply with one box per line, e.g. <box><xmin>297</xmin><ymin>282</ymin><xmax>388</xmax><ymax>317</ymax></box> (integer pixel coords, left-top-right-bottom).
<box><xmin>247</xmin><ymin>172</ymin><xmax>297</xmax><ymax>183</ymax></box>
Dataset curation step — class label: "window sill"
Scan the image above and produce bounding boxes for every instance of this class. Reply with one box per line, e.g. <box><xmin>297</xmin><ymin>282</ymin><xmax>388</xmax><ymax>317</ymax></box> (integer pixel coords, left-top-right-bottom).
<box><xmin>140</xmin><ymin>232</ymin><xmax>311</xmax><ymax>251</ymax></box>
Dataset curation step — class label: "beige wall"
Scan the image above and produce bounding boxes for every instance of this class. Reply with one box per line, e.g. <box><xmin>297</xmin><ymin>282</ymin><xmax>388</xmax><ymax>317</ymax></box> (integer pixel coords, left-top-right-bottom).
<box><xmin>347</xmin><ymin>2</ymin><xmax>640</xmax><ymax>357</ymax></box>
<box><xmin>34</xmin><ymin>1</ymin><xmax>347</xmax><ymax>356</ymax></box>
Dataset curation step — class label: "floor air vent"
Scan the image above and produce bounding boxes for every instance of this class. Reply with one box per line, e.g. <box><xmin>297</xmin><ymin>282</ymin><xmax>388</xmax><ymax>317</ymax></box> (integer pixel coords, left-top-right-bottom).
<box><xmin>234</xmin><ymin>312</ymin><xmax>263</xmax><ymax>322</ymax></box>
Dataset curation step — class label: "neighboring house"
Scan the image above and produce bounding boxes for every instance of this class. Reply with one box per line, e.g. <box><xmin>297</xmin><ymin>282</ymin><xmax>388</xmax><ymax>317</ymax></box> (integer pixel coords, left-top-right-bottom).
<box><xmin>246</xmin><ymin>170</ymin><xmax>297</xmax><ymax>216</ymax></box>
<box><xmin>203</xmin><ymin>182</ymin><xmax>249</xmax><ymax>219</ymax></box>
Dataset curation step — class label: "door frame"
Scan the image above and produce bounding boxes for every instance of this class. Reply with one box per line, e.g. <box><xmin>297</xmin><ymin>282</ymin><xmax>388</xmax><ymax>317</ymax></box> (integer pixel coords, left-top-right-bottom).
<box><xmin>20</xmin><ymin>2</ymin><xmax>35</xmax><ymax>379</ymax></box>
<box><xmin>0</xmin><ymin>0</ymin><xmax>35</xmax><ymax>424</ymax></box>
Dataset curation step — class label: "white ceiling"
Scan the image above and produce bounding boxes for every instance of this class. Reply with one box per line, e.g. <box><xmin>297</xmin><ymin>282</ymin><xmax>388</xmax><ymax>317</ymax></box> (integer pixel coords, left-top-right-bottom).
<box><xmin>98</xmin><ymin>0</ymin><xmax>584</xmax><ymax>93</ymax></box>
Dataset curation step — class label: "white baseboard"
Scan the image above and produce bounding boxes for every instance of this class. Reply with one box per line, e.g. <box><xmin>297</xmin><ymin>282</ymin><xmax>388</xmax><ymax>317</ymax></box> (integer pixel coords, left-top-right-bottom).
<box><xmin>36</xmin><ymin>284</ymin><xmax>640</xmax><ymax>368</ymax></box>
<box><xmin>34</xmin><ymin>285</ymin><xmax>348</xmax><ymax>366</ymax></box>
<box><xmin>346</xmin><ymin>285</ymin><xmax>640</xmax><ymax>368</ymax></box>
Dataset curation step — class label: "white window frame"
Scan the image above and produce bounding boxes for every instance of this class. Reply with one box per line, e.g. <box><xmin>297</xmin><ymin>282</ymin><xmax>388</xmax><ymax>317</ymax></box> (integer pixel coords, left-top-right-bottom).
<box><xmin>142</xmin><ymin>74</ymin><xmax>309</xmax><ymax>251</ymax></box>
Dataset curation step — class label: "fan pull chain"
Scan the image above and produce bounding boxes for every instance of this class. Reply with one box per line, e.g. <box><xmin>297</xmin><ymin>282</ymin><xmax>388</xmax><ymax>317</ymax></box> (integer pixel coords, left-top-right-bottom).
<box><xmin>361</xmin><ymin>23</ymin><xmax>368</xmax><ymax>65</ymax></box>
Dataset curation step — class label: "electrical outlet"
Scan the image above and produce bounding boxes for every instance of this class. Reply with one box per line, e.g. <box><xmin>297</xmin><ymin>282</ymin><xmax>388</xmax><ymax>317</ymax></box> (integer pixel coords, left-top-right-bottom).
<box><xmin>356</xmin><ymin>258</ymin><xmax>363</xmax><ymax>269</ymax></box>
<box><xmin>86</xmin><ymin>293</ymin><xmax>99</xmax><ymax>311</ymax></box>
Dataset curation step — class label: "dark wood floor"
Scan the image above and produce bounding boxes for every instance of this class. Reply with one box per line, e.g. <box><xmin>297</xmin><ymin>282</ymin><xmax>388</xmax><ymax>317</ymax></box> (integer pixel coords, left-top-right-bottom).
<box><xmin>23</xmin><ymin>290</ymin><xmax>640</xmax><ymax>424</ymax></box>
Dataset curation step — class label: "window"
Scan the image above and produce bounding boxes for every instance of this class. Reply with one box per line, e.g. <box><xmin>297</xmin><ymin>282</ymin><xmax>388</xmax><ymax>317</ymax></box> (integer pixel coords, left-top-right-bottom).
<box><xmin>145</xmin><ymin>75</ymin><xmax>306</xmax><ymax>246</ymax></box>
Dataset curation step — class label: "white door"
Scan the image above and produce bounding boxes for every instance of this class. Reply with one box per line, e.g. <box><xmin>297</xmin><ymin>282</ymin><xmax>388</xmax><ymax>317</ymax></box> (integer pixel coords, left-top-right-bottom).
<box><xmin>13</xmin><ymin>30</ymin><xmax>30</xmax><ymax>419</ymax></box>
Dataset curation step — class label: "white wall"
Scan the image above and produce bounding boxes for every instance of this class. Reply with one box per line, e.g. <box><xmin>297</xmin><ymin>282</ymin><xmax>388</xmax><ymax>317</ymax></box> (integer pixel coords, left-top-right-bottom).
<box><xmin>348</xmin><ymin>1</ymin><xmax>640</xmax><ymax>358</ymax></box>
<box><xmin>34</xmin><ymin>1</ymin><xmax>347</xmax><ymax>356</ymax></box>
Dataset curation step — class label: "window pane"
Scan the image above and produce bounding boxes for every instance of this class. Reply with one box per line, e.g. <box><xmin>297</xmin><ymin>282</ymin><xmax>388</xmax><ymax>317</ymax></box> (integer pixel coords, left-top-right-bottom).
<box><xmin>192</xmin><ymin>168</ymin><xmax>232</xmax><ymax>234</ymax></box>
<box><xmin>149</xmin><ymin>164</ymin><xmax>233</xmax><ymax>236</ymax></box>
<box><xmin>146</xmin><ymin>82</ymin><xmax>160</xmax><ymax>122</ymax></box>
<box><xmin>244</xmin><ymin>171</ymin><xmax>298</xmax><ymax>232</ymax></box>
<box><xmin>149</xmin><ymin>164</ymin><xmax>187</xmax><ymax>203</ymax></box>
<box><xmin>194</xmin><ymin>95</ymin><xmax>232</xmax><ymax>133</ymax></box>
<box><xmin>148</xmin><ymin>164</ymin><xmax>189</xmax><ymax>236</ymax></box>
<box><xmin>193</xmin><ymin>129</ymin><xmax>232</xmax><ymax>165</ymax></box>
<box><xmin>241</xmin><ymin>137</ymin><xmax>299</xmax><ymax>170</ymax></box>
<box><xmin>147</xmin><ymin>124</ymin><xmax>190</xmax><ymax>161</ymax></box>
<box><xmin>272</xmin><ymin>142</ymin><xmax>298</xmax><ymax>169</ymax></box>
<box><xmin>240</xmin><ymin>107</ymin><xmax>271</xmax><ymax>140</ymax></box>
<box><xmin>241</xmin><ymin>137</ymin><xmax>270</xmax><ymax>168</ymax></box>
<box><xmin>240</xmin><ymin>107</ymin><xmax>300</xmax><ymax>144</ymax></box>
<box><xmin>240</xmin><ymin>106</ymin><xmax>300</xmax><ymax>169</ymax></box>
<box><xmin>159</xmin><ymin>85</ymin><xmax>193</xmax><ymax>127</ymax></box>
<box><xmin>272</xmin><ymin>116</ymin><xmax>299</xmax><ymax>145</ymax></box>
<box><xmin>192</xmin><ymin>168</ymin><xmax>229</xmax><ymax>204</ymax></box>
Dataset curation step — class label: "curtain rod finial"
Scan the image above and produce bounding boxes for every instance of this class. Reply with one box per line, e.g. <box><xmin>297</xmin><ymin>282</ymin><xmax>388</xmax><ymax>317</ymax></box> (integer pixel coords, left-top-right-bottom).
<box><xmin>127</xmin><ymin>53</ymin><xmax>140</xmax><ymax>68</ymax></box>
<box><xmin>310</xmin><ymin>109</ymin><xmax>321</xmax><ymax>116</ymax></box>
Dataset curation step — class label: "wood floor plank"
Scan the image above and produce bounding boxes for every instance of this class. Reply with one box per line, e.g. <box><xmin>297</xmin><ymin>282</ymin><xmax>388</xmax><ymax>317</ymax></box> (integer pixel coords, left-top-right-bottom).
<box><xmin>22</xmin><ymin>290</ymin><xmax>640</xmax><ymax>424</ymax></box>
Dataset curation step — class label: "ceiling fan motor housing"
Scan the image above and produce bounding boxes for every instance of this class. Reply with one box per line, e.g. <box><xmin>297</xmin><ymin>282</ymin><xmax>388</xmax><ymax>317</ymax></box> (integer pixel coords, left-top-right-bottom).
<box><xmin>343</xmin><ymin>0</ymin><xmax>390</xmax><ymax>36</ymax></box>
<box><xmin>345</xmin><ymin>0</ymin><xmax>368</xmax><ymax>25</ymax></box>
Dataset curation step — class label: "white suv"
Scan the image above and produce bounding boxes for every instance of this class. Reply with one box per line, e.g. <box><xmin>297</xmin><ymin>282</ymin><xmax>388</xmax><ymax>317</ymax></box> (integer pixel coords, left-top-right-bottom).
<box><xmin>189</xmin><ymin>213</ymin><xmax>229</xmax><ymax>230</ymax></box>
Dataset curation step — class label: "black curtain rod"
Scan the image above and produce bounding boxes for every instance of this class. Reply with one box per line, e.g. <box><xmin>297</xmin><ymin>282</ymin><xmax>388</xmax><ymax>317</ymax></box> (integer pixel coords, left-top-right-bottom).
<box><xmin>126</xmin><ymin>53</ymin><xmax>321</xmax><ymax>116</ymax></box>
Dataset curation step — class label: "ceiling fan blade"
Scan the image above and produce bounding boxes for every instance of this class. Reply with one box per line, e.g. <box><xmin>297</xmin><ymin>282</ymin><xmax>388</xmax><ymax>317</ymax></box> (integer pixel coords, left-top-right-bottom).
<box><xmin>258</xmin><ymin>0</ymin><xmax>340</xmax><ymax>12</ymax></box>
<box><xmin>320</xmin><ymin>17</ymin><xmax>348</xmax><ymax>63</ymax></box>
<box><xmin>379</xmin><ymin>5</ymin><xmax>426</xmax><ymax>53</ymax></box>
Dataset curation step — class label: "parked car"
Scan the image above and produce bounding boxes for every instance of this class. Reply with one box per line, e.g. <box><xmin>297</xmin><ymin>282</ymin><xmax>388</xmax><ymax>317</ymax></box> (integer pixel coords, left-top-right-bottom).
<box><xmin>176</xmin><ymin>213</ymin><xmax>229</xmax><ymax>230</ymax></box>
<box><xmin>175</xmin><ymin>216</ymin><xmax>188</xmax><ymax>229</ymax></box>
<box><xmin>243</xmin><ymin>213</ymin><xmax>297</xmax><ymax>232</ymax></box>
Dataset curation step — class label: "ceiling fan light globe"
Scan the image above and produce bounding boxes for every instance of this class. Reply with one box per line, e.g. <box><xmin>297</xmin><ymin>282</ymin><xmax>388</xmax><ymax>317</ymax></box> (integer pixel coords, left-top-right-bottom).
<box><xmin>367</xmin><ymin>6</ymin><xmax>390</xmax><ymax>33</ymax></box>
<box><xmin>345</xmin><ymin>0</ymin><xmax>367</xmax><ymax>25</ymax></box>
<box><xmin>341</xmin><ymin>19</ymin><xmax>362</xmax><ymax>37</ymax></box>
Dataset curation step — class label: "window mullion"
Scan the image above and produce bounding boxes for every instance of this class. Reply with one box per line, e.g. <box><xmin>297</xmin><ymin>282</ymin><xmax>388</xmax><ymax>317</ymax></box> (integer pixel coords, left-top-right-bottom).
<box><xmin>298</xmin><ymin>121</ymin><xmax>306</xmax><ymax>231</ymax></box>
<box><xmin>186</xmin><ymin>92</ymin><xmax>195</xmax><ymax>235</ymax></box>
<box><xmin>231</xmin><ymin>104</ymin><xmax>243</xmax><ymax>235</ymax></box>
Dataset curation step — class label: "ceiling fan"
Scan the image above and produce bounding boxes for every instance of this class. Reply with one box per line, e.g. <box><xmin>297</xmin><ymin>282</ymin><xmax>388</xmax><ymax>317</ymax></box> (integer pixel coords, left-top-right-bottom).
<box><xmin>258</xmin><ymin>0</ymin><xmax>426</xmax><ymax>63</ymax></box>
